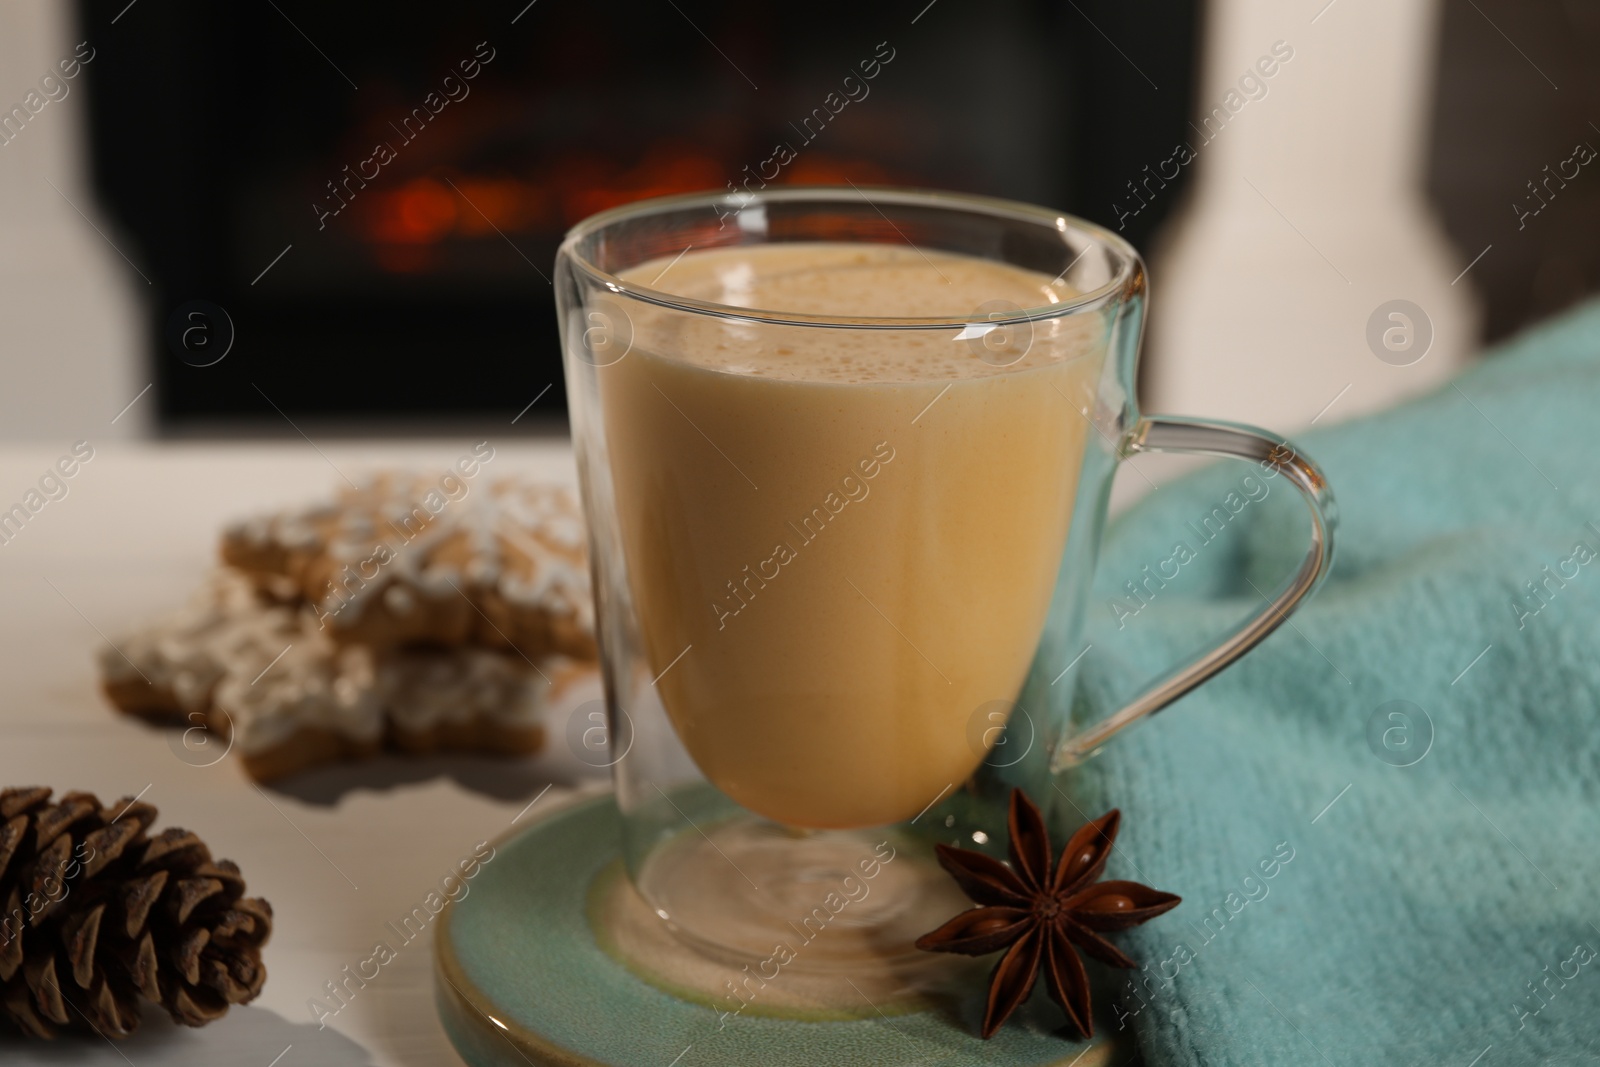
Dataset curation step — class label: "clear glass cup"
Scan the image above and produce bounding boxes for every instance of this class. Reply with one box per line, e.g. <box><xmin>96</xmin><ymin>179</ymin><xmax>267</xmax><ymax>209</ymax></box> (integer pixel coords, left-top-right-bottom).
<box><xmin>555</xmin><ymin>187</ymin><xmax>1335</xmax><ymax>980</ymax></box>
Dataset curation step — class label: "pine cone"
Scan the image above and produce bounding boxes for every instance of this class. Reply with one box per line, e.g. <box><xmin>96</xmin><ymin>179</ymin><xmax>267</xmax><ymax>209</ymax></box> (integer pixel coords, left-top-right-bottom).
<box><xmin>0</xmin><ymin>788</ymin><xmax>271</xmax><ymax>1039</ymax></box>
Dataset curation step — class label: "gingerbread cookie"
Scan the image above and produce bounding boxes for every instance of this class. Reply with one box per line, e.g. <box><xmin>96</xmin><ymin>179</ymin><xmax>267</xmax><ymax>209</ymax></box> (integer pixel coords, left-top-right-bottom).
<box><xmin>221</xmin><ymin>470</ymin><xmax>595</xmax><ymax>662</ymax></box>
<box><xmin>99</xmin><ymin>572</ymin><xmax>546</xmax><ymax>781</ymax></box>
<box><xmin>98</xmin><ymin>568</ymin><xmax>312</xmax><ymax>724</ymax></box>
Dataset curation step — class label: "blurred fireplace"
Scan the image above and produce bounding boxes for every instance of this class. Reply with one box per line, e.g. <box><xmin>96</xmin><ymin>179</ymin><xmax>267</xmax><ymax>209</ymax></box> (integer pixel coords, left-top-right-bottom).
<box><xmin>78</xmin><ymin>0</ymin><xmax>1196</xmax><ymax>431</ymax></box>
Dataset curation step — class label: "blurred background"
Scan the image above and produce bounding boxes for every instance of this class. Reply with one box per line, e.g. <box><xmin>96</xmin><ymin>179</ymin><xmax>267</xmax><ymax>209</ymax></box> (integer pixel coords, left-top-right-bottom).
<box><xmin>2</xmin><ymin>0</ymin><xmax>1597</xmax><ymax>440</ymax></box>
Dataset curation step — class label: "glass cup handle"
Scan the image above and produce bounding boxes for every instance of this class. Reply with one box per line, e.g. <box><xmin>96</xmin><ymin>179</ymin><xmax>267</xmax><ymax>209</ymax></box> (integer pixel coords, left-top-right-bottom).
<box><xmin>1053</xmin><ymin>415</ymin><xmax>1338</xmax><ymax>769</ymax></box>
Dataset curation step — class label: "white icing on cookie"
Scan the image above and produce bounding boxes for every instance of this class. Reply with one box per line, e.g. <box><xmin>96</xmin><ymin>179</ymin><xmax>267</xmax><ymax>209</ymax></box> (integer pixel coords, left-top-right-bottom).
<box><xmin>213</xmin><ymin>640</ymin><xmax>383</xmax><ymax>755</ymax></box>
<box><xmin>226</xmin><ymin>473</ymin><xmax>594</xmax><ymax>641</ymax></box>
<box><xmin>100</xmin><ymin>570</ymin><xmax>294</xmax><ymax>713</ymax></box>
<box><xmin>103</xmin><ymin>570</ymin><xmax>546</xmax><ymax>758</ymax></box>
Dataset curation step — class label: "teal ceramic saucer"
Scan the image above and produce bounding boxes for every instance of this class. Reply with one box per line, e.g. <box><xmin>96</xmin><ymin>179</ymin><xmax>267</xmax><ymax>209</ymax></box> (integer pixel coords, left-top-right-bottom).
<box><xmin>434</xmin><ymin>792</ymin><xmax>1125</xmax><ymax>1067</ymax></box>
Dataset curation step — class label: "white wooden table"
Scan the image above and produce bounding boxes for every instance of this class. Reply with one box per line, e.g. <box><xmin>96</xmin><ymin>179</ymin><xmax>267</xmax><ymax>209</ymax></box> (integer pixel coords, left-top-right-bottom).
<box><xmin>0</xmin><ymin>439</ymin><xmax>605</xmax><ymax>1067</ymax></box>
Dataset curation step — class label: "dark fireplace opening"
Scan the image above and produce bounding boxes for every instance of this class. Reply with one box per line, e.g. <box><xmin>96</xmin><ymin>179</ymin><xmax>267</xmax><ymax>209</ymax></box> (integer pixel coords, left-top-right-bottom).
<box><xmin>78</xmin><ymin>0</ymin><xmax>1197</xmax><ymax>432</ymax></box>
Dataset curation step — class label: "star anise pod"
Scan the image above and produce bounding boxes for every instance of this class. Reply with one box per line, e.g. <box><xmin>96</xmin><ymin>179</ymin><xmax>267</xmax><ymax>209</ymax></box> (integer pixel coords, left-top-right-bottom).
<box><xmin>915</xmin><ymin>789</ymin><xmax>1179</xmax><ymax>1039</ymax></box>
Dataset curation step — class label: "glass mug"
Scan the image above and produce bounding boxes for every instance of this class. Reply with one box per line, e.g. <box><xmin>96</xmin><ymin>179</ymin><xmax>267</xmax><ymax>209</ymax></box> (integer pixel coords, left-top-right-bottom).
<box><xmin>556</xmin><ymin>187</ymin><xmax>1334</xmax><ymax>978</ymax></box>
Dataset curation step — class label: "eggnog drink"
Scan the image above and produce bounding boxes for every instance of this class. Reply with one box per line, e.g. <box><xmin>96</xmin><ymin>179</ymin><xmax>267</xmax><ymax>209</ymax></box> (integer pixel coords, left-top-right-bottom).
<box><xmin>600</xmin><ymin>242</ymin><xmax>1103</xmax><ymax>829</ymax></box>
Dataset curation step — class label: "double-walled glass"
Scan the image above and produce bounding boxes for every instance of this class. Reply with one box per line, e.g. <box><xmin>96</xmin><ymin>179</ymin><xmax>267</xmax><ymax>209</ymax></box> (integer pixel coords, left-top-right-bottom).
<box><xmin>556</xmin><ymin>188</ymin><xmax>1334</xmax><ymax>975</ymax></box>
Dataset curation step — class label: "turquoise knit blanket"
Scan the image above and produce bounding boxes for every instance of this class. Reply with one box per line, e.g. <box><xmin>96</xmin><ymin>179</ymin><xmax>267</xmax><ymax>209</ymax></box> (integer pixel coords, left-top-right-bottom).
<box><xmin>1063</xmin><ymin>300</ymin><xmax>1600</xmax><ymax>1065</ymax></box>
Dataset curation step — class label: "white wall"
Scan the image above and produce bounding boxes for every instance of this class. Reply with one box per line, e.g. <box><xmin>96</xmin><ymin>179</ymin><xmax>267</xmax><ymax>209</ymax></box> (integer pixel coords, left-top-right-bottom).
<box><xmin>1143</xmin><ymin>0</ymin><xmax>1479</xmax><ymax>433</ymax></box>
<box><xmin>0</xmin><ymin>0</ymin><xmax>146</xmax><ymax>441</ymax></box>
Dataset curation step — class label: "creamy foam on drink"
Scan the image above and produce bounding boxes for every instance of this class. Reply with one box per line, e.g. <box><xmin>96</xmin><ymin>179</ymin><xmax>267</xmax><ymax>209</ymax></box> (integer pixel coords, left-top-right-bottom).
<box><xmin>599</xmin><ymin>242</ymin><xmax>1104</xmax><ymax>828</ymax></box>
